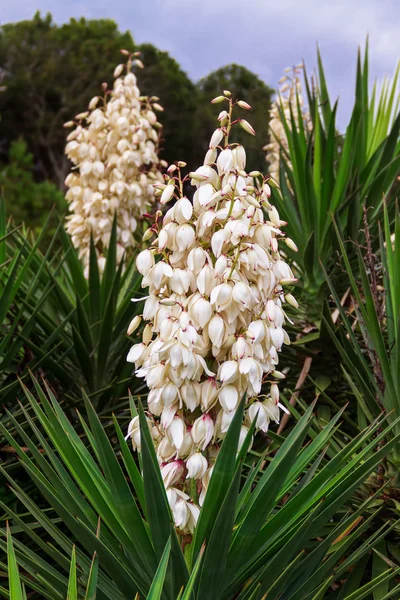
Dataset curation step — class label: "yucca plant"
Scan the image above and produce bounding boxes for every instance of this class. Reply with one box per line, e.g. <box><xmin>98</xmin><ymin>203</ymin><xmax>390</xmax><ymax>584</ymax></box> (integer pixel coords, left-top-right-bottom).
<box><xmin>0</xmin><ymin>202</ymin><xmax>144</xmax><ymax>409</ymax></box>
<box><xmin>323</xmin><ymin>204</ymin><xmax>400</xmax><ymax>469</ymax></box>
<box><xmin>271</xmin><ymin>43</ymin><xmax>400</xmax><ymax>314</ymax></box>
<box><xmin>0</xmin><ymin>376</ymin><xmax>399</xmax><ymax>599</ymax></box>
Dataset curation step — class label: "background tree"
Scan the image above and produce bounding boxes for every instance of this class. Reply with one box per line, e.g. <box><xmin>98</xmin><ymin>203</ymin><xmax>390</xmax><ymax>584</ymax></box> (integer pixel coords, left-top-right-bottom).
<box><xmin>0</xmin><ymin>12</ymin><xmax>136</xmax><ymax>188</ymax></box>
<box><xmin>195</xmin><ymin>64</ymin><xmax>274</xmax><ymax>171</ymax></box>
<box><xmin>137</xmin><ymin>43</ymin><xmax>199</xmax><ymax>167</ymax></box>
<box><xmin>0</xmin><ymin>138</ymin><xmax>64</xmax><ymax>233</ymax></box>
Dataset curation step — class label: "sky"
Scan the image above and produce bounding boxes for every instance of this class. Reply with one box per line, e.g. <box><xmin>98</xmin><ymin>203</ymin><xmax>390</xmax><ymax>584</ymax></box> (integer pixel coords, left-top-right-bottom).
<box><xmin>1</xmin><ymin>0</ymin><xmax>399</xmax><ymax>127</ymax></box>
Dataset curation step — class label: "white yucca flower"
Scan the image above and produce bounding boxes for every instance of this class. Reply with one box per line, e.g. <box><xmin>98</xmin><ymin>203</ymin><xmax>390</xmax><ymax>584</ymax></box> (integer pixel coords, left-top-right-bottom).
<box><xmin>264</xmin><ymin>65</ymin><xmax>311</xmax><ymax>183</ymax></box>
<box><xmin>64</xmin><ymin>52</ymin><xmax>165</xmax><ymax>275</ymax></box>
<box><xmin>126</xmin><ymin>93</ymin><xmax>298</xmax><ymax>533</ymax></box>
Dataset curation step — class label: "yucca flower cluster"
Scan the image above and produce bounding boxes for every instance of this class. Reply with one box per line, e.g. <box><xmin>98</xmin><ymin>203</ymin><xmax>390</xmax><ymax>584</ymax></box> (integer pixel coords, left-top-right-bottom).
<box><xmin>64</xmin><ymin>51</ymin><xmax>165</xmax><ymax>274</ymax></box>
<box><xmin>126</xmin><ymin>92</ymin><xmax>298</xmax><ymax>533</ymax></box>
<box><xmin>264</xmin><ymin>65</ymin><xmax>311</xmax><ymax>183</ymax></box>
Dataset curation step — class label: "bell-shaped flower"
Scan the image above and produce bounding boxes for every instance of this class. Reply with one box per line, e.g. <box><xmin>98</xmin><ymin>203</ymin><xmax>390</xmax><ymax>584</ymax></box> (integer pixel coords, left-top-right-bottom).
<box><xmin>192</xmin><ymin>414</ymin><xmax>214</xmax><ymax>450</ymax></box>
<box><xmin>186</xmin><ymin>452</ymin><xmax>208</xmax><ymax>479</ymax></box>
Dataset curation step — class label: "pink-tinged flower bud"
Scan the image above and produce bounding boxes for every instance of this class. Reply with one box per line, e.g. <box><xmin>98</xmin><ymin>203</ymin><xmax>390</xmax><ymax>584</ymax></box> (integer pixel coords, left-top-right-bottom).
<box><xmin>285</xmin><ymin>238</ymin><xmax>298</xmax><ymax>252</ymax></box>
<box><xmin>285</xmin><ymin>293</ymin><xmax>299</xmax><ymax>309</ymax></box>
<box><xmin>161</xmin><ymin>460</ymin><xmax>185</xmax><ymax>487</ymax></box>
<box><xmin>223</xmin><ymin>90</ymin><xmax>231</xmax><ymax>97</ymax></box>
<box><xmin>160</xmin><ymin>184</ymin><xmax>175</xmax><ymax>205</ymax></box>
<box><xmin>189</xmin><ymin>171</ymin><xmax>209</xmax><ymax>182</ymax></box>
<box><xmin>136</xmin><ymin>249</ymin><xmax>154</xmax><ymax>276</ymax></box>
<box><xmin>237</xmin><ymin>100</ymin><xmax>251</xmax><ymax>110</ymax></box>
<box><xmin>192</xmin><ymin>414</ymin><xmax>214</xmax><ymax>450</ymax></box>
<box><xmin>211</xmin><ymin>95</ymin><xmax>226</xmax><ymax>104</ymax></box>
<box><xmin>186</xmin><ymin>452</ymin><xmax>208</xmax><ymax>479</ymax></box>
<box><xmin>152</xmin><ymin>103</ymin><xmax>164</xmax><ymax>112</ymax></box>
<box><xmin>167</xmin><ymin>164</ymin><xmax>177</xmax><ymax>174</ymax></box>
<box><xmin>127</xmin><ymin>315</ymin><xmax>141</xmax><ymax>335</ymax></box>
<box><xmin>142</xmin><ymin>229</ymin><xmax>154</xmax><ymax>242</ymax></box>
<box><xmin>263</xmin><ymin>183</ymin><xmax>272</xmax><ymax>199</ymax></box>
<box><xmin>209</xmin><ymin>128</ymin><xmax>224</xmax><ymax>149</ymax></box>
<box><xmin>134</xmin><ymin>59</ymin><xmax>144</xmax><ymax>69</ymax></box>
<box><xmin>218</xmin><ymin>110</ymin><xmax>229</xmax><ymax>121</ymax></box>
<box><xmin>239</xmin><ymin>119</ymin><xmax>256</xmax><ymax>136</ymax></box>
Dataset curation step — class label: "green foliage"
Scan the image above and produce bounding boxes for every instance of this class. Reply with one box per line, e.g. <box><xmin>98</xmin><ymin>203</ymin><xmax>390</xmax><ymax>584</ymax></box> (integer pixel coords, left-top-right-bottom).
<box><xmin>324</xmin><ymin>204</ymin><xmax>400</xmax><ymax>466</ymax></box>
<box><xmin>0</xmin><ymin>378</ymin><xmax>399</xmax><ymax>599</ymax></box>
<box><xmin>0</xmin><ymin>200</ymin><xmax>143</xmax><ymax>409</ymax></box>
<box><xmin>196</xmin><ymin>64</ymin><xmax>274</xmax><ymax>172</ymax></box>
<box><xmin>0</xmin><ymin>139</ymin><xmax>64</xmax><ymax>234</ymax></box>
<box><xmin>271</xmin><ymin>44</ymin><xmax>400</xmax><ymax>309</ymax></box>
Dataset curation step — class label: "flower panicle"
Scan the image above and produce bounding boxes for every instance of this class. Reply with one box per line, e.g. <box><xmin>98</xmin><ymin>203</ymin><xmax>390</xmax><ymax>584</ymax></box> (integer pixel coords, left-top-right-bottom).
<box><xmin>64</xmin><ymin>56</ymin><xmax>165</xmax><ymax>275</ymax></box>
<box><xmin>126</xmin><ymin>90</ymin><xmax>298</xmax><ymax>534</ymax></box>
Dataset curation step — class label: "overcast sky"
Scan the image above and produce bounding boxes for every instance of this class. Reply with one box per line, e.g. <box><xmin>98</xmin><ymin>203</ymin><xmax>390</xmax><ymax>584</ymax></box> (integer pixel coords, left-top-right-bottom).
<box><xmin>2</xmin><ymin>0</ymin><xmax>399</xmax><ymax>128</ymax></box>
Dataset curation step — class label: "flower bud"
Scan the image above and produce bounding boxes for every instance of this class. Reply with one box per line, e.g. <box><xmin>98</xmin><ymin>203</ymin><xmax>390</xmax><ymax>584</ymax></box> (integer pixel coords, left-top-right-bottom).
<box><xmin>285</xmin><ymin>293</ymin><xmax>299</xmax><ymax>309</ymax></box>
<box><xmin>209</xmin><ymin>128</ymin><xmax>224</xmax><ymax>149</ymax></box>
<box><xmin>237</xmin><ymin>100</ymin><xmax>251</xmax><ymax>110</ymax></box>
<box><xmin>160</xmin><ymin>184</ymin><xmax>175</xmax><ymax>205</ymax></box>
<box><xmin>127</xmin><ymin>315</ymin><xmax>141</xmax><ymax>335</ymax></box>
<box><xmin>114</xmin><ymin>64</ymin><xmax>124</xmax><ymax>78</ymax></box>
<box><xmin>211</xmin><ymin>95</ymin><xmax>226</xmax><ymax>104</ymax></box>
<box><xmin>239</xmin><ymin>119</ymin><xmax>256</xmax><ymax>136</ymax></box>
<box><xmin>285</xmin><ymin>238</ymin><xmax>298</xmax><ymax>252</ymax></box>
